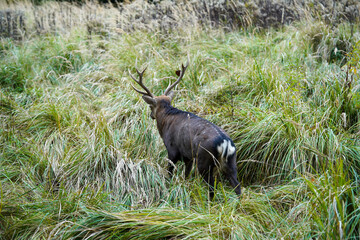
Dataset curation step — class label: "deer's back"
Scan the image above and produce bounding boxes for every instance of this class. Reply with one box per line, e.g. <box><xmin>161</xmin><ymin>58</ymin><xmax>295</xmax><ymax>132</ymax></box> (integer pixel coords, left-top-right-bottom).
<box><xmin>161</xmin><ymin>110</ymin><xmax>235</xmax><ymax>162</ymax></box>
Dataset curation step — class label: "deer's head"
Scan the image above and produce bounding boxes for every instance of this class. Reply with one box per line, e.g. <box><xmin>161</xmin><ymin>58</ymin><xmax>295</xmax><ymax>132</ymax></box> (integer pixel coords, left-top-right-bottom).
<box><xmin>129</xmin><ymin>62</ymin><xmax>188</xmax><ymax>119</ymax></box>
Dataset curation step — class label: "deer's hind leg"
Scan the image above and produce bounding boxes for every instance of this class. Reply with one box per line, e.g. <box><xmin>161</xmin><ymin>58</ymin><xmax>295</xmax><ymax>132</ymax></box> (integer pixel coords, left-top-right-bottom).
<box><xmin>225</xmin><ymin>154</ymin><xmax>241</xmax><ymax>196</ymax></box>
<box><xmin>198</xmin><ymin>164</ymin><xmax>215</xmax><ymax>200</ymax></box>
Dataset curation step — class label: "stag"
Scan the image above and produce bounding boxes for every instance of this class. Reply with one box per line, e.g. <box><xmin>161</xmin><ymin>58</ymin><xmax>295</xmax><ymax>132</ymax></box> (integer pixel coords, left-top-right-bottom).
<box><xmin>129</xmin><ymin>62</ymin><xmax>241</xmax><ymax>199</ymax></box>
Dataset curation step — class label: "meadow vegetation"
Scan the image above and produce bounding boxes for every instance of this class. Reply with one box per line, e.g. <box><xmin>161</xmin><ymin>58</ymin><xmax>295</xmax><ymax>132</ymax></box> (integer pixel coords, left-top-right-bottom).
<box><xmin>1</xmin><ymin>0</ymin><xmax>360</xmax><ymax>239</ymax></box>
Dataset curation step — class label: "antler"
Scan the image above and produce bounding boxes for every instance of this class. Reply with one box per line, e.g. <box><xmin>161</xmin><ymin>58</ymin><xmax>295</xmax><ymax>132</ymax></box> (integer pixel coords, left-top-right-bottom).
<box><xmin>164</xmin><ymin>61</ymin><xmax>189</xmax><ymax>96</ymax></box>
<box><xmin>129</xmin><ymin>66</ymin><xmax>155</xmax><ymax>98</ymax></box>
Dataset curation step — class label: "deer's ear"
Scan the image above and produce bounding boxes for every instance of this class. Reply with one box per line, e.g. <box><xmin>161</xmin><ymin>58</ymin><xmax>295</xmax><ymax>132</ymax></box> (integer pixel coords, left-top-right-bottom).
<box><xmin>167</xmin><ymin>91</ymin><xmax>176</xmax><ymax>101</ymax></box>
<box><xmin>142</xmin><ymin>95</ymin><xmax>157</xmax><ymax>106</ymax></box>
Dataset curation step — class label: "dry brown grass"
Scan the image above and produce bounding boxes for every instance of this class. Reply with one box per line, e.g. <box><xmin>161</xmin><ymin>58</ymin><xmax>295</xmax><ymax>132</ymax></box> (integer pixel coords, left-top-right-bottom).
<box><xmin>1</xmin><ymin>0</ymin><xmax>359</xmax><ymax>40</ymax></box>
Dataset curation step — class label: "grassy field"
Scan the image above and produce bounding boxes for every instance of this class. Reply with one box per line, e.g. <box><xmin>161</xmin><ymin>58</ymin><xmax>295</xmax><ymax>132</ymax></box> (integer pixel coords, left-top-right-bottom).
<box><xmin>1</xmin><ymin>1</ymin><xmax>360</xmax><ymax>239</ymax></box>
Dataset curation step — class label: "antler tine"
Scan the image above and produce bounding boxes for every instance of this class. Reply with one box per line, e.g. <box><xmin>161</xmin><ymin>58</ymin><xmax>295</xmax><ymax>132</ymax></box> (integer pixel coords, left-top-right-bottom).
<box><xmin>128</xmin><ymin>66</ymin><xmax>154</xmax><ymax>98</ymax></box>
<box><xmin>164</xmin><ymin>61</ymin><xmax>189</xmax><ymax>96</ymax></box>
<box><xmin>130</xmin><ymin>83</ymin><xmax>148</xmax><ymax>95</ymax></box>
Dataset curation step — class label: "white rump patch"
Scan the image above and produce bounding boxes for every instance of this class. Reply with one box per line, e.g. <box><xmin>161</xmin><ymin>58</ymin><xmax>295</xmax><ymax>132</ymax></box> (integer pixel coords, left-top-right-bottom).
<box><xmin>217</xmin><ymin>139</ymin><xmax>235</xmax><ymax>162</ymax></box>
<box><xmin>217</xmin><ymin>140</ymin><xmax>228</xmax><ymax>158</ymax></box>
<box><xmin>227</xmin><ymin>142</ymin><xmax>235</xmax><ymax>156</ymax></box>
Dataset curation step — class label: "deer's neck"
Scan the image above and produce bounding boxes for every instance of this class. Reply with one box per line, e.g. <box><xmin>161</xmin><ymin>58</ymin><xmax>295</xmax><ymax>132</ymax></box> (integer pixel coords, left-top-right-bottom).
<box><xmin>155</xmin><ymin>101</ymin><xmax>183</xmax><ymax>137</ymax></box>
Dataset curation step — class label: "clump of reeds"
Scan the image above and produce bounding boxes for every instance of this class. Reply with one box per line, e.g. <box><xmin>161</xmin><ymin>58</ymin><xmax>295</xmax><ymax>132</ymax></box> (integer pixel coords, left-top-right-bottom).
<box><xmin>1</xmin><ymin>0</ymin><xmax>359</xmax><ymax>40</ymax></box>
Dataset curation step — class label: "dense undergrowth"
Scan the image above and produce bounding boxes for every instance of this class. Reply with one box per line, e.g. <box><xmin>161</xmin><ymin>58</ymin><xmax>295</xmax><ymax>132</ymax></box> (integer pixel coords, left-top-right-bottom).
<box><xmin>1</xmin><ymin>7</ymin><xmax>360</xmax><ymax>239</ymax></box>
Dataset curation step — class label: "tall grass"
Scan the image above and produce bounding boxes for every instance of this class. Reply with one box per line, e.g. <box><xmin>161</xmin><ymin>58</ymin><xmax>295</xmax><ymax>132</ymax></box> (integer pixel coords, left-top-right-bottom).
<box><xmin>1</xmin><ymin>0</ymin><xmax>359</xmax><ymax>40</ymax></box>
<box><xmin>1</xmin><ymin>3</ymin><xmax>360</xmax><ymax>239</ymax></box>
